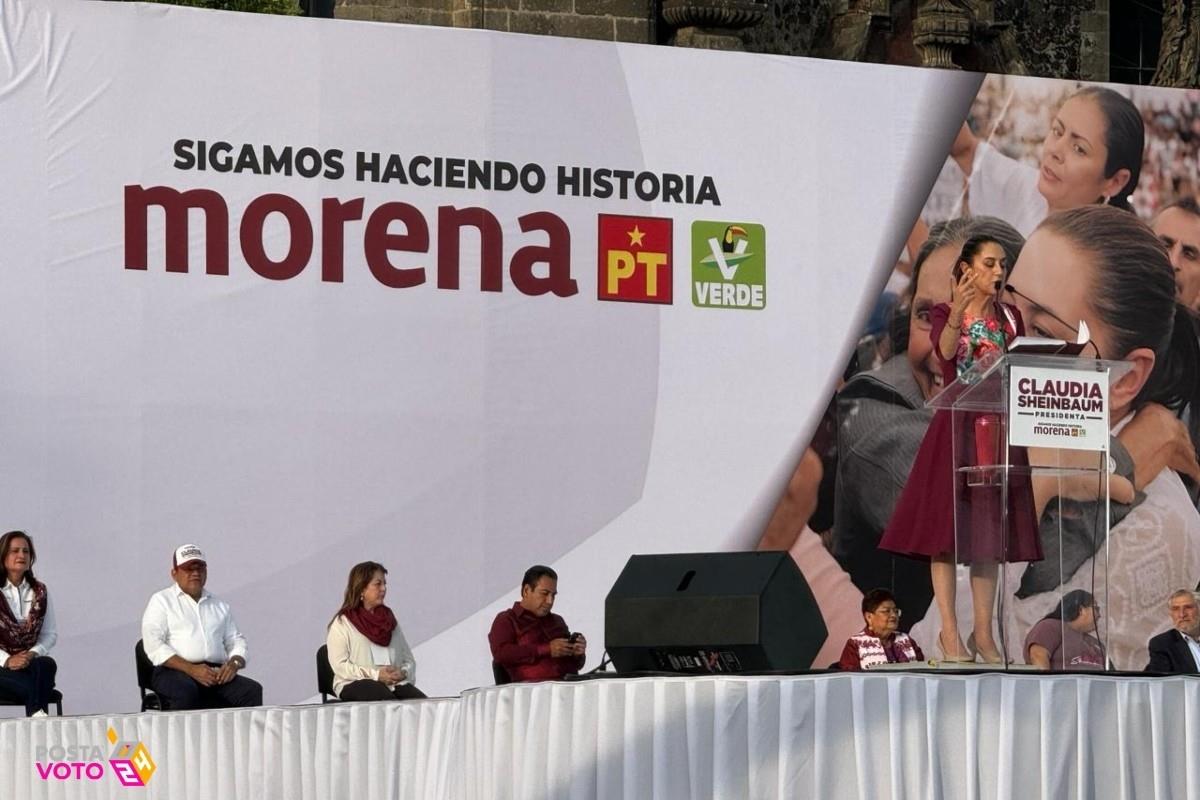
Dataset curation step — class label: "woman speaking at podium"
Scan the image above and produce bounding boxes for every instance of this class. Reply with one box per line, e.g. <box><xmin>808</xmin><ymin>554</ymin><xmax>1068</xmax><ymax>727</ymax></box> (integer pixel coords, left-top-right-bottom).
<box><xmin>879</xmin><ymin>234</ymin><xmax>1041</xmax><ymax>664</ymax></box>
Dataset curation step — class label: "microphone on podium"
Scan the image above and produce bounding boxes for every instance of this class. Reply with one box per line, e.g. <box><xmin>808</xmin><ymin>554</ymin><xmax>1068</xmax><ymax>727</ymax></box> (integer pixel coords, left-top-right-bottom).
<box><xmin>1003</xmin><ymin>284</ymin><xmax>1094</xmax><ymax>357</ymax></box>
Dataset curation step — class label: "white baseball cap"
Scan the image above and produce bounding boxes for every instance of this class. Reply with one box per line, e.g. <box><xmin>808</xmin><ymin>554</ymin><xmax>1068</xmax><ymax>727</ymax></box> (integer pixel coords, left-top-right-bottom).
<box><xmin>173</xmin><ymin>544</ymin><xmax>206</xmax><ymax>568</ymax></box>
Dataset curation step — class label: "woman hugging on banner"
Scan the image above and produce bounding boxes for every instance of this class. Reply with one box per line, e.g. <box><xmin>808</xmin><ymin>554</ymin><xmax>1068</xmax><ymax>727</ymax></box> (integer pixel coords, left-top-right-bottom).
<box><xmin>1006</xmin><ymin>206</ymin><xmax>1200</xmax><ymax>668</ymax></box>
<box><xmin>908</xmin><ymin>205</ymin><xmax>1200</xmax><ymax>669</ymax></box>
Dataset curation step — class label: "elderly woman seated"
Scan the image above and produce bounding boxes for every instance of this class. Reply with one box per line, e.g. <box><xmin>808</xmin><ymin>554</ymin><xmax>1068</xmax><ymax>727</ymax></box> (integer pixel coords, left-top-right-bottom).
<box><xmin>837</xmin><ymin>588</ymin><xmax>925</xmax><ymax>671</ymax></box>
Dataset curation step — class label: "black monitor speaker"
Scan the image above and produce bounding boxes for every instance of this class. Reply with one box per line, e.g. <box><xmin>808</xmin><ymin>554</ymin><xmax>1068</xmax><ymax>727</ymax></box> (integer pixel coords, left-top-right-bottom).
<box><xmin>605</xmin><ymin>551</ymin><xmax>827</xmax><ymax>674</ymax></box>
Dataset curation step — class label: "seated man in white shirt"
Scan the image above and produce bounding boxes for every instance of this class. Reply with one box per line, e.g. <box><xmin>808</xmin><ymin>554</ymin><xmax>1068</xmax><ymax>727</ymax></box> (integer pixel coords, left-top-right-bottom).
<box><xmin>140</xmin><ymin>544</ymin><xmax>262</xmax><ymax>710</ymax></box>
<box><xmin>1145</xmin><ymin>589</ymin><xmax>1200</xmax><ymax>674</ymax></box>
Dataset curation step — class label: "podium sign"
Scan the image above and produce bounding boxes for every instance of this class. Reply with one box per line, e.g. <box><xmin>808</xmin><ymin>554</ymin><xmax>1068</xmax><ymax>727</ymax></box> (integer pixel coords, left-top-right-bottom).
<box><xmin>1007</xmin><ymin>364</ymin><xmax>1109</xmax><ymax>451</ymax></box>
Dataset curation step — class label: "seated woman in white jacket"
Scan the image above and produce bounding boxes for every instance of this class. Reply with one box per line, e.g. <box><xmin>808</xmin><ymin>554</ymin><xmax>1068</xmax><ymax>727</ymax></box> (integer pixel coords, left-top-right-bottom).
<box><xmin>326</xmin><ymin>561</ymin><xmax>426</xmax><ymax>701</ymax></box>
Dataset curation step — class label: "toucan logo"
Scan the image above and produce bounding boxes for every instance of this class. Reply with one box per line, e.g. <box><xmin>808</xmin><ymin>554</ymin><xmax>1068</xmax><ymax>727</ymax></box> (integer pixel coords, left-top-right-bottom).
<box><xmin>691</xmin><ymin>220</ymin><xmax>765</xmax><ymax>309</ymax></box>
<box><xmin>702</xmin><ymin>225</ymin><xmax>752</xmax><ymax>280</ymax></box>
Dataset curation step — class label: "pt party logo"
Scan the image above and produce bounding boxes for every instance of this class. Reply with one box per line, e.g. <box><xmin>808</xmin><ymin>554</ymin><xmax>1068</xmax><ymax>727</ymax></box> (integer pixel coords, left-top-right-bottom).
<box><xmin>597</xmin><ymin>214</ymin><xmax>674</xmax><ymax>304</ymax></box>
<box><xmin>34</xmin><ymin>726</ymin><xmax>157</xmax><ymax>787</ymax></box>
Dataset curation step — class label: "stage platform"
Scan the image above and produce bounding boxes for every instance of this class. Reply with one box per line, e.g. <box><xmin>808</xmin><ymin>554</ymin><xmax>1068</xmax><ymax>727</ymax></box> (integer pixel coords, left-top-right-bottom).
<box><xmin>3</xmin><ymin>671</ymin><xmax>1198</xmax><ymax>799</ymax></box>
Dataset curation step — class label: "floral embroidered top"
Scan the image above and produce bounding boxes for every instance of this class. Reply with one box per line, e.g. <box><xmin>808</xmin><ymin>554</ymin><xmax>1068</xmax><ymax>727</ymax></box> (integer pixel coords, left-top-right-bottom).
<box><xmin>955</xmin><ymin>305</ymin><xmax>1017</xmax><ymax>377</ymax></box>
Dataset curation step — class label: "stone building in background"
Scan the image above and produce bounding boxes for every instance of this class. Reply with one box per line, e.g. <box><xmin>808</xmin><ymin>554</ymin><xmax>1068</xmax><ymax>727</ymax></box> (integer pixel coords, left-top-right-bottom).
<box><xmin>334</xmin><ymin>0</ymin><xmax>1197</xmax><ymax>87</ymax></box>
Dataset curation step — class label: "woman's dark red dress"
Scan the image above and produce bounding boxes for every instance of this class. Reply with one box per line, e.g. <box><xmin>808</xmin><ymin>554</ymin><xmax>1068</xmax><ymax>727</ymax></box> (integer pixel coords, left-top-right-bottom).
<box><xmin>879</xmin><ymin>302</ymin><xmax>1042</xmax><ymax>563</ymax></box>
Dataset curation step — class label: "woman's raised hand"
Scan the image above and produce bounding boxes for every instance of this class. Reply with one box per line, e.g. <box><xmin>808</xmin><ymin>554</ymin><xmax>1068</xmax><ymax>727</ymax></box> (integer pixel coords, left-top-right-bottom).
<box><xmin>949</xmin><ymin>269</ymin><xmax>976</xmax><ymax>325</ymax></box>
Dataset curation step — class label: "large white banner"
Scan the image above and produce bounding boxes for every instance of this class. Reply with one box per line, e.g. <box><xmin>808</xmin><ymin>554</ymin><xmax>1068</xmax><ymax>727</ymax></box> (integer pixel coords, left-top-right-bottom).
<box><xmin>0</xmin><ymin>0</ymin><xmax>978</xmax><ymax>711</ymax></box>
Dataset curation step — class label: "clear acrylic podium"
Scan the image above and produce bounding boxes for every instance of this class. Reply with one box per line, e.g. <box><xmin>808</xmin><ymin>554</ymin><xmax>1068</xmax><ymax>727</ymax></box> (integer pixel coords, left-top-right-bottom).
<box><xmin>928</xmin><ymin>351</ymin><xmax>1133</xmax><ymax>670</ymax></box>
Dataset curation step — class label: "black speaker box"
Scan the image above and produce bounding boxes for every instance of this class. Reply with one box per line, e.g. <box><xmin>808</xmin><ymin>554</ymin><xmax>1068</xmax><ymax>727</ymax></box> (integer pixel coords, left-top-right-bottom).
<box><xmin>605</xmin><ymin>551</ymin><xmax>827</xmax><ymax>674</ymax></box>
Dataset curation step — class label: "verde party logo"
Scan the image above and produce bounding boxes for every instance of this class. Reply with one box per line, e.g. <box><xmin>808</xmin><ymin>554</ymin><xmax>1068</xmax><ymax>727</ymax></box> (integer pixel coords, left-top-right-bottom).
<box><xmin>691</xmin><ymin>221</ymin><xmax>765</xmax><ymax>310</ymax></box>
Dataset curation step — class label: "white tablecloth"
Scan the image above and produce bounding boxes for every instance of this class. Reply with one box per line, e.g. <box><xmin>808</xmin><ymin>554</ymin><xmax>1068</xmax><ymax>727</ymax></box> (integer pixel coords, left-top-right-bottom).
<box><xmin>0</xmin><ymin>698</ymin><xmax>461</xmax><ymax>800</ymax></box>
<box><xmin>3</xmin><ymin>673</ymin><xmax>1199</xmax><ymax>799</ymax></box>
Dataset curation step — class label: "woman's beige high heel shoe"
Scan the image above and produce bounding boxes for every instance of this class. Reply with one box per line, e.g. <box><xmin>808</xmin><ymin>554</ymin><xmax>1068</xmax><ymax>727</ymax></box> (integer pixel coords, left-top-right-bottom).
<box><xmin>968</xmin><ymin>632</ymin><xmax>1004</xmax><ymax>665</ymax></box>
<box><xmin>938</xmin><ymin>632</ymin><xmax>976</xmax><ymax>663</ymax></box>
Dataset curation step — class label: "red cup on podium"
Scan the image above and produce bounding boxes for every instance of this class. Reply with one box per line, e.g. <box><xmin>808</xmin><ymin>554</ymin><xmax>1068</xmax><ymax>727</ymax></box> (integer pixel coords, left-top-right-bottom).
<box><xmin>975</xmin><ymin>414</ymin><xmax>1004</xmax><ymax>472</ymax></box>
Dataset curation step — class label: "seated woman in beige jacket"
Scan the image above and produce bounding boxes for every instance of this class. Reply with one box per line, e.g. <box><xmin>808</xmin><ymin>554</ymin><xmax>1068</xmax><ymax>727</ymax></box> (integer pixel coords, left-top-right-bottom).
<box><xmin>326</xmin><ymin>561</ymin><xmax>426</xmax><ymax>701</ymax></box>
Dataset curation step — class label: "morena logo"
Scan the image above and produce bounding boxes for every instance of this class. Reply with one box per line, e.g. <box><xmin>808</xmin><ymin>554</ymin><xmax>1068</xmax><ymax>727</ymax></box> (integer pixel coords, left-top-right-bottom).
<box><xmin>124</xmin><ymin>185</ymin><xmax>578</xmax><ymax>297</ymax></box>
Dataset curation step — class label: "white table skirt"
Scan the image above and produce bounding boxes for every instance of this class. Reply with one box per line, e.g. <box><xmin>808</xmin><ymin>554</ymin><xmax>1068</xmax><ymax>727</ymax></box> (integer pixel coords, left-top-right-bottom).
<box><xmin>0</xmin><ymin>698</ymin><xmax>462</xmax><ymax>800</ymax></box>
<box><xmin>457</xmin><ymin>673</ymin><xmax>1200</xmax><ymax>800</ymax></box>
<box><xmin>3</xmin><ymin>674</ymin><xmax>1199</xmax><ymax>799</ymax></box>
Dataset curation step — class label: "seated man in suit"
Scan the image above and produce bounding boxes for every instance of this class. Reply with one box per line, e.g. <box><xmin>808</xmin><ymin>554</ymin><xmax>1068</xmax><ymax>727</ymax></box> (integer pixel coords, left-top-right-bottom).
<box><xmin>488</xmin><ymin>565</ymin><xmax>586</xmax><ymax>682</ymax></box>
<box><xmin>141</xmin><ymin>544</ymin><xmax>263</xmax><ymax>709</ymax></box>
<box><xmin>1145</xmin><ymin>589</ymin><xmax>1200</xmax><ymax>674</ymax></box>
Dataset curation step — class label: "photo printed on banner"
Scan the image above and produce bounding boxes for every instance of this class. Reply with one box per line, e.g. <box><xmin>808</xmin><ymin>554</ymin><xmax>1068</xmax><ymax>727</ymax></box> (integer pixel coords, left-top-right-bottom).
<box><xmin>766</xmin><ymin>74</ymin><xmax>1200</xmax><ymax>672</ymax></box>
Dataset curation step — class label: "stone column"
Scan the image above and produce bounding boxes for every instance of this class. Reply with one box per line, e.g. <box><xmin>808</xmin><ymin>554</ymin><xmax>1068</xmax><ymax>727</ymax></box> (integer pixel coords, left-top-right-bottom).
<box><xmin>911</xmin><ymin>0</ymin><xmax>972</xmax><ymax>69</ymax></box>
<box><xmin>818</xmin><ymin>0</ymin><xmax>891</xmax><ymax>63</ymax></box>
<box><xmin>961</xmin><ymin>0</ymin><xmax>1027</xmax><ymax>75</ymax></box>
<box><xmin>1153</xmin><ymin>0</ymin><xmax>1200</xmax><ymax>87</ymax></box>
<box><xmin>1078</xmin><ymin>4</ymin><xmax>1109</xmax><ymax>81</ymax></box>
<box><xmin>661</xmin><ymin>0</ymin><xmax>768</xmax><ymax>51</ymax></box>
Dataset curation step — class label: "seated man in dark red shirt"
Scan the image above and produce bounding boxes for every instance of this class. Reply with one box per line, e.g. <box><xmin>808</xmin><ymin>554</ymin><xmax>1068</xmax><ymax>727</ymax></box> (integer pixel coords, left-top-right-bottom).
<box><xmin>488</xmin><ymin>565</ymin><xmax>586</xmax><ymax>682</ymax></box>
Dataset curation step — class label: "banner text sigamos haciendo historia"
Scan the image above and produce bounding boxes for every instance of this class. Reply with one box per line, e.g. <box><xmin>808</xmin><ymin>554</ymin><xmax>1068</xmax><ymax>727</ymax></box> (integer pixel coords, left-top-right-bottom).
<box><xmin>124</xmin><ymin>140</ymin><xmax>723</xmax><ymax>296</ymax></box>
